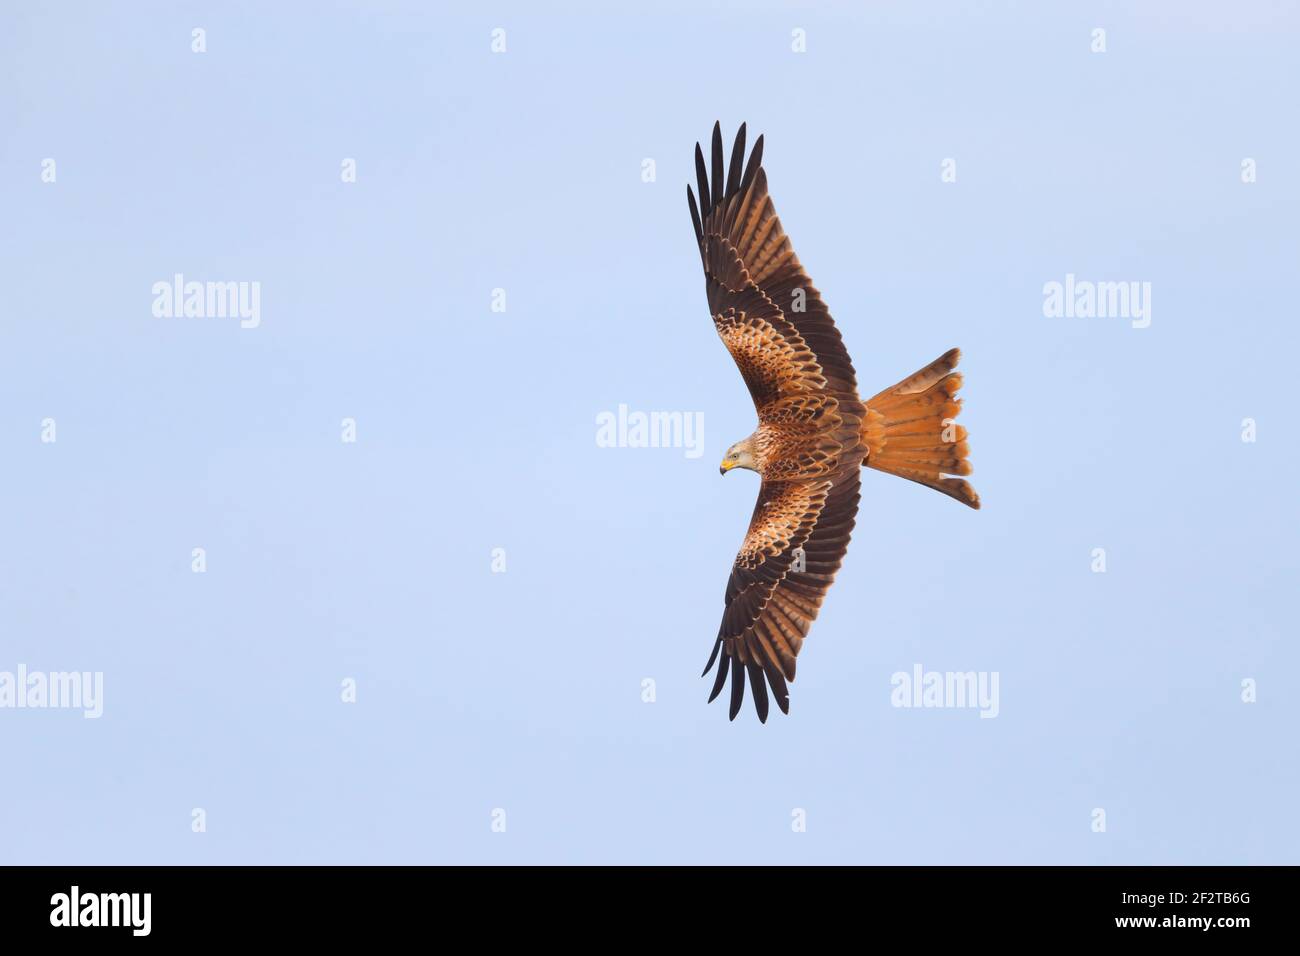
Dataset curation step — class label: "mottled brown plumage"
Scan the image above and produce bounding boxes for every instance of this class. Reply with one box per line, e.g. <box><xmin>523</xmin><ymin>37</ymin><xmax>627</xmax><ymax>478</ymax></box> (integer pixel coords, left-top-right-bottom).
<box><xmin>690</xmin><ymin>123</ymin><xmax>980</xmax><ymax>722</ymax></box>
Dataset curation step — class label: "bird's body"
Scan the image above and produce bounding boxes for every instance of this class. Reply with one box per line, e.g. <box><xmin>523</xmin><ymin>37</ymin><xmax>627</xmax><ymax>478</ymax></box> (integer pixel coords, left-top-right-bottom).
<box><xmin>728</xmin><ymin>392</ymin><xmax>865</xmax><ymax>479</ymax></box>
<box><xmin>689</xmin><ymin>123</ymin><xmax>980</xmax><ymax>722</ymax></box>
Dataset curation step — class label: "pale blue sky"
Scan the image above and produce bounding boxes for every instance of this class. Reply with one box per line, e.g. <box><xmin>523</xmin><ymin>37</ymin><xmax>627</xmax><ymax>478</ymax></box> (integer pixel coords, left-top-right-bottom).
<box><xmin>1</xmin><ymin>1</ymin><xmax>1297</xmax><ymax>864</ymax></box>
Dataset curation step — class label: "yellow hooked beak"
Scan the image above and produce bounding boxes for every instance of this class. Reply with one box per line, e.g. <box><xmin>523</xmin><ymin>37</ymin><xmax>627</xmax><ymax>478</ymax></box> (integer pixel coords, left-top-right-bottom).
<box><xmin>719</xmin><ymin>459</ymin><xmax>735</xmax><ymax>475</ymax></box>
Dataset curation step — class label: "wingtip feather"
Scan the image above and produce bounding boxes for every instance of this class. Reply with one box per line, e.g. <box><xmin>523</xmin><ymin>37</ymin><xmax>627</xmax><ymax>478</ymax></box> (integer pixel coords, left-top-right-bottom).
<box><xmin>728</xmin><ymin>659</ymin><xmax>745</xmax><ymax>720</ymax></box>
<box><xmin>708</xmin><ymin>650</ymin><xmax>730</xmax><ymax>702</ymax></box>
<box><xmin>710</xmin><ymin>122</ymin><xmax>724</xmax><ymax>206</ymax></box>
<box><xmin>747</xmin><ymin>663</ymin><xmax>769</xmax><ymax>722</ymax></box>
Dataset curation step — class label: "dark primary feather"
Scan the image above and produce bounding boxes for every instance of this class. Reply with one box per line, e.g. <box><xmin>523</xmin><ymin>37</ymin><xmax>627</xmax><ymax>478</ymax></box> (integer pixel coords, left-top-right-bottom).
<box><xmin>686</xmin><ymin>186</ymin><xmax>703</xmax><ymax>249</ymax></box>
<box><xmin>728</xmin><ymin>658</ymin><xmax>745</xmax><ymax>720</ymax></box>
<box><xmin>710</xmin><ymin>122</ymin><xmax>724</xmax><ymax>207</ymax></box>
<box><xmin>740</xmin><ymin>134</ymin><xmax>763</xmax><ymax>196</ymax></box>
<box><xmin>708</xmin><ymin>649</ymin><xmax>730</xmax><ymax>703</ymax></box>
<box><xmin>747</xmin><ymin>663</ymin><xmax>769</xmax><ymax>723</ymax></box>
<box><xmin>694</xmin><ymin>144</ymin><xmax>710</xmax><ymax>226</ymax></box>
<box><xmin>725</xmin><ymin>122</ymin><xmax>746</xmax><ymax>197</ymax></box>
<box><xmin>701</xmin><ymin>636</ymin><xmax>722</xmax><ymax>677</ymax></box>
<box><xmin>767</xmin><ymin>668</ymin><xmax>791</xmax><ymax>715</ymax></box>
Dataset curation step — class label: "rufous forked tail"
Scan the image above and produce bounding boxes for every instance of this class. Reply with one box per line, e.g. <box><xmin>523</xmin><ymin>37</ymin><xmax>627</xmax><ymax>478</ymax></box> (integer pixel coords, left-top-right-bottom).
<box><xmin>862</xmin><ymin>348</ymin><xmax>980</xmax><ymax>509</ymax></box>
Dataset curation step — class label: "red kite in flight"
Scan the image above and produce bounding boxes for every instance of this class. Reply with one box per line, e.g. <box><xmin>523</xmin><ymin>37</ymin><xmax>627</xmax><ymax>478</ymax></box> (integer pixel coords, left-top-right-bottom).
<box><xmin>689</xmin><ymin>122</ymin><xmax>980</xmax><ymax>722</ymax></box>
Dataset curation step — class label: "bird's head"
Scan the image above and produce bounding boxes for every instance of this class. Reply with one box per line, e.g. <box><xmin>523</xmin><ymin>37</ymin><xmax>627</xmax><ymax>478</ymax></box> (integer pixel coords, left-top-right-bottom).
<box><xmin>720</xmin><ymin>438</ymin><xmax>757</xmax><ymax>476</ymax></box>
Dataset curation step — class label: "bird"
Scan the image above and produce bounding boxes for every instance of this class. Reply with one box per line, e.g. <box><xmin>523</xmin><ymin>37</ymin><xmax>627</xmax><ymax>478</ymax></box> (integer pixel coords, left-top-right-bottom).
<box><xmin>688</xmin><ymin>122</ymin><xmax>980</xmax><ymax>723</ymax></box>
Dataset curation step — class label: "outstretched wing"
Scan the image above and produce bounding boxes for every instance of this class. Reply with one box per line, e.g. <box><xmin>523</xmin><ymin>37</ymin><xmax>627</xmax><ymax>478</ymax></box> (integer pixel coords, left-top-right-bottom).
<box><xmin>702</xmin><ymin>471</ymin><xmax>860</xmax><ymax>722</ymax></box>
<box><xmin>717</xmin><ymin>478</ymin><xmax>831</xmax><ymax>645</ymax></box>
<box><xmin>688</xmin><ymin>123</ymin><xmax>864</xmax><ymax>722</ymax></box>
<box><xmin>688</xmin><ymin>121</ymin><xmax>858</xmax><ymax>400</ymax></box>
